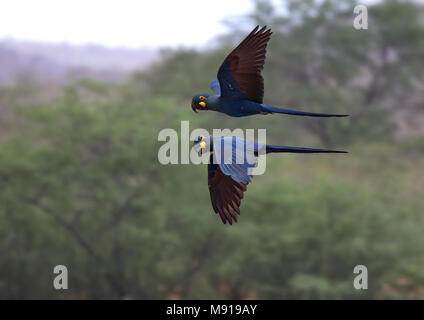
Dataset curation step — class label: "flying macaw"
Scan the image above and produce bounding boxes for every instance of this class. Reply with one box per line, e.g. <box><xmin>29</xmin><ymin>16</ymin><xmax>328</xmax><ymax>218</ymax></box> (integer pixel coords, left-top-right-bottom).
<box><xmin>193</xmin><ymin>135</ymin><xmax>347</xmax><ymax>225</ymax></box>
<box><xmin>191</xmin><ymin>25</ymin><xmax>348</xmax><ymax>118</ymax></box>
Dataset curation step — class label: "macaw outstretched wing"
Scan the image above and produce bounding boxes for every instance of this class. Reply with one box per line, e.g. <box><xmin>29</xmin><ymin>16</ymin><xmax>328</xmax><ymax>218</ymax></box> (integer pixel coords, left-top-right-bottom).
<box><xmin>208</xmin><ymin>161</ymin><xmax>247</xmax><ymax>225</ymax></box>
<box><xmin>207</xmin><ymin>136</ymin><xmax>259</xmax><ymax>224</ymax></box>
<box><xmin>216</xmin><ymin>26</ymin><xmax>272</xmax><ymax>103</ymax></box>
<box><xmin>212</xmin><ymin>136</ymin><xmax>257</xmax><ymax>184</ymax></box>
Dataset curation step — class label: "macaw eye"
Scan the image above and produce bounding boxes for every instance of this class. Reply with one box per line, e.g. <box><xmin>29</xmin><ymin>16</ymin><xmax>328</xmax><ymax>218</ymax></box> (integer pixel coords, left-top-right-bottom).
<box><xmin>199</xmin><ymin>96</ymin><xmax>205</xmax><ymax>100</ymax></box>
<box><xmin>200</xmin><ymin>135</ymin><xmax>205</xmax><ymax>140</ymax></box>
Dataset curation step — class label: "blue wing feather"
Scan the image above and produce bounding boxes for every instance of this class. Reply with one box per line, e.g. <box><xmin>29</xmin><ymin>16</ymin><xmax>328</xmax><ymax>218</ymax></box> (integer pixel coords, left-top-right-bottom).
<box><xmin>210</xmin><ymin>78</ymin><xmax>221</xmax><ymax>96</ymax></box>
<box><xmin>213</xmin><ymin>137</ymin><xmax>257</xmax><ymax>184</ymax></box>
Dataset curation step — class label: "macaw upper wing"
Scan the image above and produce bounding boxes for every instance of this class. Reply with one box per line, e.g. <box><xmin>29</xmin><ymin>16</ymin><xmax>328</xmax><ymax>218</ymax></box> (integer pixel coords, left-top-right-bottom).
<box><xmin>208</xmin><ymin>160</ymin><xmax>247</xmax><ymax>225</ymax></box>
<box><xmin>210</xmin><ymin>78</ymin><xmax>221</xmax><ymax>95</ymax></box>
<box><xmin>217</xmin><ymin>26</ymin><xmax>272</xmax><ymax>103</ymax></box>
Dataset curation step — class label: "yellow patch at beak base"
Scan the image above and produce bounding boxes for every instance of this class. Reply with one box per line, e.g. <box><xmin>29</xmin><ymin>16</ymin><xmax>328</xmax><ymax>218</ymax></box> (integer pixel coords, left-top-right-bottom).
<box><xmin>198</xmin><ymin>102</ymin><xmax>206</xmax><ymax>108</ymax></box>
<box><xmin>199</xmin><ymin>141</ymin><xmax>206</xmax><ymax>149</ymax></box>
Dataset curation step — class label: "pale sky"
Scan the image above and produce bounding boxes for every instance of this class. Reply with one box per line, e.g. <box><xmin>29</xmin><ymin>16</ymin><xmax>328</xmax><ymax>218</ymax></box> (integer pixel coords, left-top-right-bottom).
<box><xmin>0</xmin><ymin>0</ymin><xmax>254</xmax><ymax>47</ymax></box>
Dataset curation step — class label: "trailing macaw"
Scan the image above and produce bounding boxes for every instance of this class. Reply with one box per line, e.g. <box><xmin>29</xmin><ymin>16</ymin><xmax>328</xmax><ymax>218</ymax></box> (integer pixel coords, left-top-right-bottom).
<box><xmin>193</xmin><ymin>135</ymin><xmax>347</xmax><ymax>224</ymax></box>
<box><xmin>191</xmin><ymin>25</ymin><xmax>348</xmax><ymax>118</ymax></box>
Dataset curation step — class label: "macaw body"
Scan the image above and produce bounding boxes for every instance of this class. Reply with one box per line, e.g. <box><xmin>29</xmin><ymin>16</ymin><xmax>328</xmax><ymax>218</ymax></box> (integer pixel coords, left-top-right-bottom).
<box><xmin>197</xmin><ymin>93</ymin><xmax>346</xmax><ymax>117</ymax></box>
<box><xmin>193</xmin><ymin>135</ymin><xmax>347</xmax><ymax>224</ymax></box>
<box><xmin>191</xmin><ymin>26</ymin><xmax>348</xmax><ymax>118</ymax></box>
<box><xmin>199</xmin><ymin>94</ymin><xmax>261</xmax><ymax>117</ymax></box>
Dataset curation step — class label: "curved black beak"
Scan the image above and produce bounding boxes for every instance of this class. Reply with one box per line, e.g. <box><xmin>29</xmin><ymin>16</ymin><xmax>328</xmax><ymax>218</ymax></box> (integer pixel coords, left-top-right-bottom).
<box><xmin>191</xmin><ymin>100</ymin><xmax>198</xmax><ymax>113</ymax></box>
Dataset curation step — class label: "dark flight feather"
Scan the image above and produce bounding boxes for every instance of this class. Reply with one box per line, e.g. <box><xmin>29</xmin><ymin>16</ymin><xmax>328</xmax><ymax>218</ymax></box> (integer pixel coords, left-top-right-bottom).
<box><xmin>217</xmin><ymin>25</ymin><xmax>272</xmax><ymax>104</ymax></box>
<box><xmin>208</xmin><ymin>159</ymin><xmax>248</xmax><ymax>225</ymax></box>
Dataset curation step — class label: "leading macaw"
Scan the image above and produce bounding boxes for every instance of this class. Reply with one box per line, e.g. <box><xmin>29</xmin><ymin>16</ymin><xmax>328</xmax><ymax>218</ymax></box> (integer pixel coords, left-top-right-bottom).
<box><xmin>191</xmin><ymin>25</ymin><xmax>348</xmax><ymax>118</ymax></box>
<box><xmin>193</xmin><ymin>135</ymin><xmax>347</xmax><ymax>224</ymax></box>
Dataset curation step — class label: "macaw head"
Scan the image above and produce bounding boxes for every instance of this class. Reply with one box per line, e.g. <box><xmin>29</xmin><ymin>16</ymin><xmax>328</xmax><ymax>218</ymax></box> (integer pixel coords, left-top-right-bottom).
<box><xmin>191</xmin><ymin>94</ymin><xmax>212</xmax><ymax>113</ymax></box>
<box><xmin>193</xmin><ymin>135</ymin><xmax>212</xmax><ymax>155</ymax></box>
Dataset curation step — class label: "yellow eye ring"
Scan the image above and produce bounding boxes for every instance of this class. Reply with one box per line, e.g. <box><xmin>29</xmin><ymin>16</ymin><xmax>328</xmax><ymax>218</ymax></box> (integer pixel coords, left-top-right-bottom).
<box><xmin>199</xmin><ymin>96</ymin><xmax>205</xmax><ymax>100</ymax></box>
<box><xmin>200</xmin><ymin>135</ymin><xmax>205</xmax><ymax>140</ymax></box>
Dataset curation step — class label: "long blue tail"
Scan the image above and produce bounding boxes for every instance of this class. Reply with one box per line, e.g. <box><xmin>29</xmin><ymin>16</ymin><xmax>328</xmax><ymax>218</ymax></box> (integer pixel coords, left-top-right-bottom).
<box><xmin>261</xmin><ymin>104</ymin><xmax>348</xmax><ymax>117</ymax></box>
<box><xmin>266</xmin><ymin>145</ymin><xmax>347</xmax><ymax>154</ymax></box>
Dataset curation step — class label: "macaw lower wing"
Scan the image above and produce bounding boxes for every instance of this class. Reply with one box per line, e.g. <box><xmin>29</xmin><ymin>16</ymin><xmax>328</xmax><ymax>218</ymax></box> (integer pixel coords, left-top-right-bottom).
<box><xmin>208</xmin><ymin>161</ymin><xmax>247</xmax><ymax>225</ymax></box>
<box><xmin>213</xmin><ymin>136</ymin><xmax>257</xmax><ymax>184</ymax></box>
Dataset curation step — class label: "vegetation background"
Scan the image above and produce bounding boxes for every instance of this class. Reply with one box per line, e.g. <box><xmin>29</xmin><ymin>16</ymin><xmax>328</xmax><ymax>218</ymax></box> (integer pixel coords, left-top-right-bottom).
<box><xmin>1</xmin><ymin>0</ymin><xmax>424</xmax><ymax>299</ymax></box>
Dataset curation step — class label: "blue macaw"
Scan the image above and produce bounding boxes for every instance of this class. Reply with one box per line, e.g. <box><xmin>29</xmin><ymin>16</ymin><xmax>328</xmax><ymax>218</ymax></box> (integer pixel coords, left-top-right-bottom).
<box><xmin>193</xmin><ymin>135</ymin><xmax>347</xmax><ymax>224</ymax></box>
<box><xmin>191</xmin><ymin>25</ymin><xmax>348</xmax><ymax>117</ymax></box>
